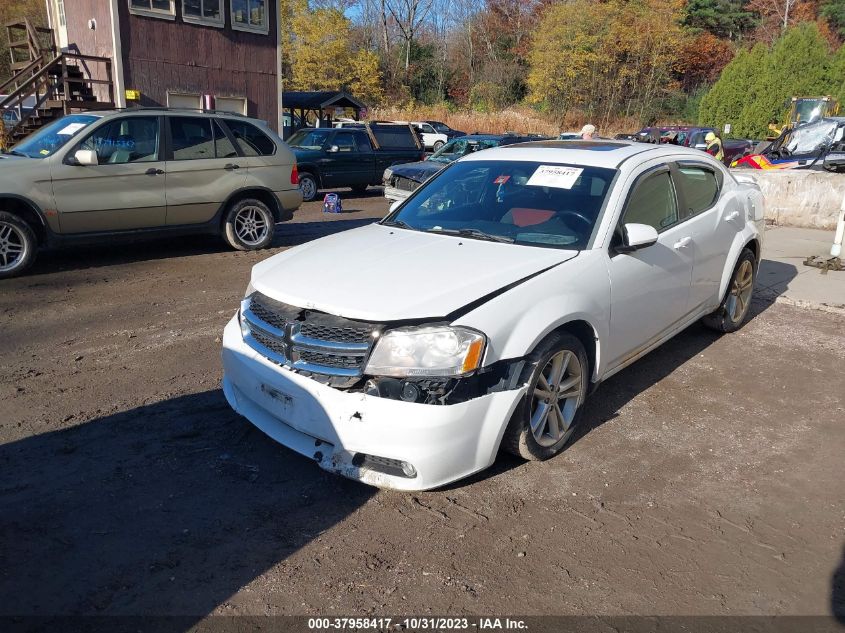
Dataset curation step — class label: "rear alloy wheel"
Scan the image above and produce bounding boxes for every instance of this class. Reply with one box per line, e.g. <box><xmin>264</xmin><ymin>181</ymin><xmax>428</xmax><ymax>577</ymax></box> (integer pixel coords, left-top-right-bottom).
<box><xmin>0</xmin><ymin>212</ymin><xmax>36</xmax><ymax>279</ymax></box>
<box><xmin>432</xmin><ymin>141</ymin><xmax>444</xmax><ymax>151</ymax></box>
<box><xmin>702</xmin><ymin>248</ymin><xmax>756</xmax><ymax>333</ymax></box>
<box><xmin>298</xmin><ymin>172</ymin><xmax>318</xmax><ymax>202</ymax></box>
<box><xmin>501</xmin><ymin>332</ymin><xmax>589</xmax><ymax>461</ymax></box>
<box><xmin>223</xmin><ymin>198</ymin><xmax>275</xmax><ymax>251</ymax></box>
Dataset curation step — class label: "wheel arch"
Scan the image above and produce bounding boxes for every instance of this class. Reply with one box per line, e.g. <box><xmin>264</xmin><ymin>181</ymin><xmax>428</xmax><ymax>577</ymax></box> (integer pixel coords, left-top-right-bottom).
<box><xmin>0</xmin><ymin>195</ymin><xmax>49</xmax><ymax>245</ymax></box>
<box><xmin>718</xmin><ymin>233</ymin><xmax>762</xmax><ymax>302</ymax></box>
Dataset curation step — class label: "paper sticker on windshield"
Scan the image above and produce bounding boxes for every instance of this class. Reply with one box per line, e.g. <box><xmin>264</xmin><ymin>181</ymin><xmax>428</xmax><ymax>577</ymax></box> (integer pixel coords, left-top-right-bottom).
<box><xmin>526</xmin><ymin>165</ymin><xmax>583</xmax><ymax>189</ymax></box>
<box><xmin>494</xmin><ymin>175</ymin><xmax>510</xmax><ymax>185</ymax></box>
<box><xmin>57</xmin><ymin>122</ymin><xmax>86</xmax><ymax>136</ymax></box>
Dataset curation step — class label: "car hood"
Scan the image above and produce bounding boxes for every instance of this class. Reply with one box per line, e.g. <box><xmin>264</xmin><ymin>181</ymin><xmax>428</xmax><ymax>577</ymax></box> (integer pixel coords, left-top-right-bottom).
<box><xmin>389</xmin><ymin>160</ymin><xmax>445</xmax><ymax>182</ymax></box>
<box><xmin>251</xmin><ymin>223</ymin><xmax>578</xmax><ymax>322</ymax></box>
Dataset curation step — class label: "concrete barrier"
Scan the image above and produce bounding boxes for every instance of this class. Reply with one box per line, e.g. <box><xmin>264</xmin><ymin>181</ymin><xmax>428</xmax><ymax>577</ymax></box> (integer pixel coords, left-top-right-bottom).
<box><xmin>730</xmin><ymin>169</ymin><xmax>843</xmax><ymax>230</ymax></box>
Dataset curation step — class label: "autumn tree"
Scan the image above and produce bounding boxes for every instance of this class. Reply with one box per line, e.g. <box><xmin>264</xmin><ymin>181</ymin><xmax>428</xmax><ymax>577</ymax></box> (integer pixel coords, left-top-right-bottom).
<box><xmin>527</xmin><ymin>0</ymin><xmax>686</xmax><ymax>123</ymax></box>
<box><xmin>676</xmin><ymin>31</ymin><xmax>737</xmax><ymax>92</ymax></box>
<box><xmin>287</xmin><ymin>4</ymin><xmax>384</xmax><ymax>104</ymax></box>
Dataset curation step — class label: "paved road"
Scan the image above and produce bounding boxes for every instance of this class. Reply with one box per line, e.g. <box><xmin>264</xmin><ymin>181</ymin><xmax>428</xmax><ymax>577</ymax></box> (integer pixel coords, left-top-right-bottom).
<box><xmin>1</xmin><ymin>190</ymin><xmax>843</xmax><ymax>621</ymax></box>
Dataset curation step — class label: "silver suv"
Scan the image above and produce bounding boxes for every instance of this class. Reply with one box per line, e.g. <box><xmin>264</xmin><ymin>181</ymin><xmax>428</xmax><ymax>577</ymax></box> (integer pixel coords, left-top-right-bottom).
<box><xmin>0</xmin><ymin>108</ymin><xmax>302</xmax><ymax>278</ymax></box>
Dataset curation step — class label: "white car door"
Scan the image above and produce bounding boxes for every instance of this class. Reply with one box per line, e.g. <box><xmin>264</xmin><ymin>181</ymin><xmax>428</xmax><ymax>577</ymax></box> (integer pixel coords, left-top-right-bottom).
<box><xmin>671</xmin><ymin>161</ymin><xmax>744</xmax><ymax>312</ymax></box>
<box><xmin>605</xmin><ymin>165</ymin><xmax>695</xmax><ymax>370</ymax></box>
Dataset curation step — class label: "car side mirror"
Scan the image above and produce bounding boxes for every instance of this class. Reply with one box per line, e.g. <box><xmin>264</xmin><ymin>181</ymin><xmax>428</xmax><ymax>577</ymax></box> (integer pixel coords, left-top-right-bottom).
<box><xmin>327</xmin><ymin>145</ymin><xmax>339</xmax><ymax>153</ymax></box>
<box><xmin>73</xmin><ymin>149</ymin><xmax>98</xmax><ymax>166</ymax></box>
<box><xmin>617</xmin><ymin>223</ymin><xmax>658</xmax><ymax>253</ymax></box>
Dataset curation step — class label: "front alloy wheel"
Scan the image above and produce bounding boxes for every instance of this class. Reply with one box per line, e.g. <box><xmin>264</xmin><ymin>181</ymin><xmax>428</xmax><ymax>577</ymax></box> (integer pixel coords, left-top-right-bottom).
<box><xmin>0</xmin><ymin>212</ymin><xmax>37</xmax><ymax>279</ymax></box>
<box><xmin>502</xmin><ymin>331</ymin><xmax>589</xmax><ymax>461</ymax></box>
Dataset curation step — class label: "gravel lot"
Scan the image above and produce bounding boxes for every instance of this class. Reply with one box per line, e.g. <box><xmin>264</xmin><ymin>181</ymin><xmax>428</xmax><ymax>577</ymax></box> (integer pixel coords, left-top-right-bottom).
<box><xmin>1</xmin><ymin>189</ymin><xmax>844</xmax><ymax>621</ymax></box>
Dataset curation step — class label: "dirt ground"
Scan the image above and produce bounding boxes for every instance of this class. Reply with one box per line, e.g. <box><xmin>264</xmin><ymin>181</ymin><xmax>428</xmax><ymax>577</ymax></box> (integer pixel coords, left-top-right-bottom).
<box><xmin>1</xmin><ymin>189</ymin><xmax>844</xmax><ymax>622</ymax></box>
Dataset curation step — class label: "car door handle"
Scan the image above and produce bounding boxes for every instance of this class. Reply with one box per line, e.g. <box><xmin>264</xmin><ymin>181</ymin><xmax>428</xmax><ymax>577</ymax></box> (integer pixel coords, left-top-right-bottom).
<box><xmin>224</xmin><ymin>163</ymin><xmax>240</xmax><ymax>171</ymax></box>
<box><xmin>145</xmin><ymin>168</ymin><xmax>164</xmax><ymax>175</ymax></box>
<box><xmin>673</xmin><ymin>236</ymin><xmax>692</xmax><ymax>250</ymax></box>
<box><xmin>725</xmin><ymin>210</ymin><xmax>740</xmax><ymax>222</ymax></box>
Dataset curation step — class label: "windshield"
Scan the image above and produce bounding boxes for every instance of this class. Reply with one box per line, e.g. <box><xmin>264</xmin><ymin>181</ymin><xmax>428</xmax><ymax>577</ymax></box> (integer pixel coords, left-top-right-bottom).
<box><xmin>781</xmin><ymin>119</ymin><xmax>839</xmax><ymax>154</ymax></box>
<box><xmin>384</xmin><ymin>160</ymin><xmax>616</xmax><ymax>250</ymax></box>
<box><xmin>287</xmin><ymin>129</ymin><xmax>331</xmax><ymax>150</ymax></box>
<box><xmin>792</xmin><ymin>99</ymin><xmax>825</xmax><ymax>124</ymax></box>
<box><xmin>11</xmin><ymin>114</ymin><xmax>99</xmax><ymax>158</ymax></box>
<box><xmin>428</xmin><ymin>138</ymin><xmax>499</xmax><ymax>163</ymax></box>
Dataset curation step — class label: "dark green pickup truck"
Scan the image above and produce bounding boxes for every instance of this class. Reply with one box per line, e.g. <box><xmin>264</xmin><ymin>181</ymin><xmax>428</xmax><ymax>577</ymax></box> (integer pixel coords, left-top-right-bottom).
<box><xmin>287</xmin><ymin>123</ymin><xmax>425</xmax><ymax>201</ymax></box>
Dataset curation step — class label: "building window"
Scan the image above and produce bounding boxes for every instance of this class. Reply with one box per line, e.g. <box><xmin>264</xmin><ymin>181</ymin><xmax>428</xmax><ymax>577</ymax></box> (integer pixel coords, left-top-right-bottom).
<box><xmin>215</xmin><ymin>96</ymin><xmax>247</xmax><ymax>115</ymax></box>
<box><xmin>231</xmin><ymin>0</ymin><xmax>268</xmax><ymax>33</ymax></box>
<box><xmin>56</xmin><ymin>0</ymin><xmax>66</xmax><ymax>27</ymax></box>
<box><xmin>128</xmin><ymin>0</ymin><xmax>176</xmax><ymax>19</ymax></box>
<box><xmin>167</xmin><ymin>92</ymin><xmax>202</xmax><ymax>110</ymax></box>
<box><xmin>182</xmin><ymin>0</ymin><xmax>223</xmax><ymax>26</ymax></box>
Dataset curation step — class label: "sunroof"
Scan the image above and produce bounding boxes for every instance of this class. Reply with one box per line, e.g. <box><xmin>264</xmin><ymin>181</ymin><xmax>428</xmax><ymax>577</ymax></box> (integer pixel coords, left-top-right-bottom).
<box><xmin>526</xmin><ymin>140</ymin><xmax>630</xmax><ymax>151</ymax></box>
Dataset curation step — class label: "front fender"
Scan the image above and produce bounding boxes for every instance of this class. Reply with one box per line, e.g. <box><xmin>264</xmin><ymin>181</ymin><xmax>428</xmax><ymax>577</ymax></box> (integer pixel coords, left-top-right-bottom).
<box><xmin>454</xmin><ymin>252</ymin><xmax>610</xmax><ymax>381</ymax></box>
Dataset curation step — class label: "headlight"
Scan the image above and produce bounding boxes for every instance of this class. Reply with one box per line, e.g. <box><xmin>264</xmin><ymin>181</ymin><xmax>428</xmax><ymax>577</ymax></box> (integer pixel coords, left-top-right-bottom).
<box><xmin>383</xmin><ymin>167</ymin><xmax>394</xmax><ymax>183</ymax></box>
<box><xmin>365</xmin><ymin>326</ymin><xmax>485</xmax><ymax>377</ymax></box>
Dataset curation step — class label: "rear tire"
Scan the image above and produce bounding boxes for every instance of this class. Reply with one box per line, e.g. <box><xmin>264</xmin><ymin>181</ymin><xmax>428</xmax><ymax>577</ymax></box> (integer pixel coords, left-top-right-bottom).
<box><xmin>433</xmin><ymin>141</ymin><xmax>444</xmax><ymax>151</ymax></box>
<box><xmin>0</xmin><ymin>212</ymin><xmax>37</xmax><ymax>279</ymax></box>
<box><xmin>222</xmin><ymin>198</ymin><xmax>275</xmax><ymax>251</ymax></box>
<box><xmin>501</xmin><ymin>332</ymin><xmax>589</xmax><ymax>461</ymax></box>
<box><xmin>298</xmin><ymin>172</ymin><xmax>319</xmax><ymax>202</ymax></box>
<box><xmin>702</xmin><ymin>248</ymin><xmax>756</xmax><ymax>333</ymax></box>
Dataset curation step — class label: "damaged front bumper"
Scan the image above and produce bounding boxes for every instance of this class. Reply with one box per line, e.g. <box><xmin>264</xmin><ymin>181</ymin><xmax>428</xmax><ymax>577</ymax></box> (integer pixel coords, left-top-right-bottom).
<box><xmin>221</xmin><ymin>317</ymin><xmax>526</xmax><ymax>490</ymax></box>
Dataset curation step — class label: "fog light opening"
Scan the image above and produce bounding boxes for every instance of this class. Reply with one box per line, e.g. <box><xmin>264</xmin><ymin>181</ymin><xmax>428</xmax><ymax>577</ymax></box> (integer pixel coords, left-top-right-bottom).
<box><xmin>352</xmin><ymin>452</ymin><xmax>418</xmax><ymax>479</ymax></box>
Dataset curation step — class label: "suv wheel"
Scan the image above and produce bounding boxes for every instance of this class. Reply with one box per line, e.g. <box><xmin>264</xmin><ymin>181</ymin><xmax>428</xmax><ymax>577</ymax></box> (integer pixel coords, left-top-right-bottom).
<box><xmin>501</xmin><ymin>331</ymin><xmax>589</xmax><ymax>461</ymax></box>
<box><xmin>432</xmin><ymin>140</ymin><xmax>444</xmax><ymax>151</ymax></box>
<box><xmin>0</xmin><ymin>212</ymin><xmax>37</xmax><ymax>279</ymax></box>
<box><xmin>298</xmin><ymin>172</ymin><xmax>318</xmax><ymax>202</ymax></box>
<box><xmin>223</xmin><ymin>198</ymin><xmax>275</xmax><ymax>251</ymax></box>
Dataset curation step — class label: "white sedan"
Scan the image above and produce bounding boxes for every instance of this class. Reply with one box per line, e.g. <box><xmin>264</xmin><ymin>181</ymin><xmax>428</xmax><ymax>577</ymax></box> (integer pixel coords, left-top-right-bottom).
<box><xmin>222</xmin><ymin>141</ymin><xmax>764</xmax><ymax>490</ymax></box>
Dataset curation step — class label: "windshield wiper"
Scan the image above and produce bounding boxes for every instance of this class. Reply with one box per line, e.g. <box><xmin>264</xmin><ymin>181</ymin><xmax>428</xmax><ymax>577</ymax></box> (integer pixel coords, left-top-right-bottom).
<box><xmin>428</xmin><ymin>227</ymin><xmax>514</xmax><ymax>243</ymax></box>
<box><xmin>3</xmin><ymin>150</ymin><xmax>26</xmax><ymax>157</ymax></box>
<box><xmin>382</xmin><ymin>219</ymin><xmax>416</xmax><ymax>230</ymax></box>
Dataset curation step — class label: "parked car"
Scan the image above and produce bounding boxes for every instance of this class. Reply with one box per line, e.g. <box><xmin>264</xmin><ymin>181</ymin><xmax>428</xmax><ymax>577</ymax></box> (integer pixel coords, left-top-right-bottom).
<box><xmin>410</xmin><ymin>121</ymin><xmax>449</xmax><ymax>151</ymax></box>
<box><xmin>287</xmin><ymin>123</ymin><xmax>424</xmax><ymax>201</ymax></box>
<box><xmin>424</xmin><ymin>120</ymin><xmax>466</xmax><ymax>139</ymax></box>
<box><xmin>222</xmin><ymin>140</ymin><xmax>764</xmax><ymax>490</ymax></box>
<box><xmin>383</xmin><ymin>133</ymin><xmax>551</xmax><ymax>202</ymax></box>
<box><xmin>0</xmin><ymin>108</ymin><xmax>302</xmax><ymax>278</ymax></box>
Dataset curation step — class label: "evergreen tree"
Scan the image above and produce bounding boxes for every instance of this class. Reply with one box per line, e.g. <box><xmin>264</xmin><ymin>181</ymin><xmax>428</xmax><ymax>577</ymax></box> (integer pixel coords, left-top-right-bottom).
<box><xmin>683</xmin><ymin>0</ymin><xmax>756</xmax><ymax>39</ymax></box>
<box><xmin>699</xmin><ymin>45</ymin><xmax>765</xmax><ymax>130</ymax></box>
<box><xmin>821</xmin><ymin>0</ymin><xmax>845</xmax><ymax>39</ymax></box>
<box><xmin>738</xmin><ymin>23</ymin><xmax>831</xmax><ymax>137</ymax></box>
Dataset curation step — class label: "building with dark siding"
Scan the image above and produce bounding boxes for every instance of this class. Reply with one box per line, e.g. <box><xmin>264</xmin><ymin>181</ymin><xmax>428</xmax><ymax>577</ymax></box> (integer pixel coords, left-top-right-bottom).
<box><xmin>43</xmin><ymin>0</ymin><xmax>282</xmax><ymax>130</ymax></box>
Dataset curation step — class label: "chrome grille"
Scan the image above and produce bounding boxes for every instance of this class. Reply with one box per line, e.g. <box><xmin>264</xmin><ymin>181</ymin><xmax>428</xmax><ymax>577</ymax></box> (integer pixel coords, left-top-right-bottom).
<box><xmin>241</xmin><ymin>293</ymin><xmax>380</xmax><ymax>382</ymax></box>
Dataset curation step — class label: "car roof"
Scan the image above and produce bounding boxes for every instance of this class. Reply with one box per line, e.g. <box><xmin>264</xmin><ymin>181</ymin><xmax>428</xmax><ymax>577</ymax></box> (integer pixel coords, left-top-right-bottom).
<box><xmin>94</xmin><ymin>108</ymin><xmax>266</xmax><ymax>125</ymax></box>
<box><xmin>458</xmin><ymin>139</ymin><xmax>710</xmax><ymax>169</ymax></box>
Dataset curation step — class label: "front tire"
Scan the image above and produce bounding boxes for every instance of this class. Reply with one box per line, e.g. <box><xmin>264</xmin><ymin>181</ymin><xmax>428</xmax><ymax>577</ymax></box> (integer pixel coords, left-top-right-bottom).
<box><xmin>222</xmin><ymin>198</ymin><xmax>275</xmax><ymax>251</ymax></box>
<box><xmin>501</xmin><ymin>332</ymin><xmax>589</xmax><ymax>461</ymax></box>
<box><xmin>702</xmin><ymin>248</ymin><xmax>756</xmax><ymax>333</ymax></box>
<box><xmin>0</xmin><ymin>212</ymin><xmax>37</xmax><ymax>279</ymax></box>
<box><xmin>298</xmin><ymin>172</ymin><xmax>319</xmax><ymax>202</ymax></box>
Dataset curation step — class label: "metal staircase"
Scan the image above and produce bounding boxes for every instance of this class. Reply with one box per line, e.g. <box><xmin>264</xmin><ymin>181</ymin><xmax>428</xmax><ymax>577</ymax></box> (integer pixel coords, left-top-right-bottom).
<box><xmin>1</xmin><ymin>19</ymin><xmax>114</xmax><ymax>142</ymax></box>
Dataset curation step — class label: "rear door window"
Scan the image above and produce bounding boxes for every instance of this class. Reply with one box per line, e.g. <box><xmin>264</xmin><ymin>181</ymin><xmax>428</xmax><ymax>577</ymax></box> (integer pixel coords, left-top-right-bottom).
<box><xmin>170</xmin><ymin>117</ymin><xmax>215</xmax><ymax>161</ymax></box>
<box><xmin>674</xmin><ymin>165</ymin><xmax>720</xmax><ymax>218</ymax></box>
